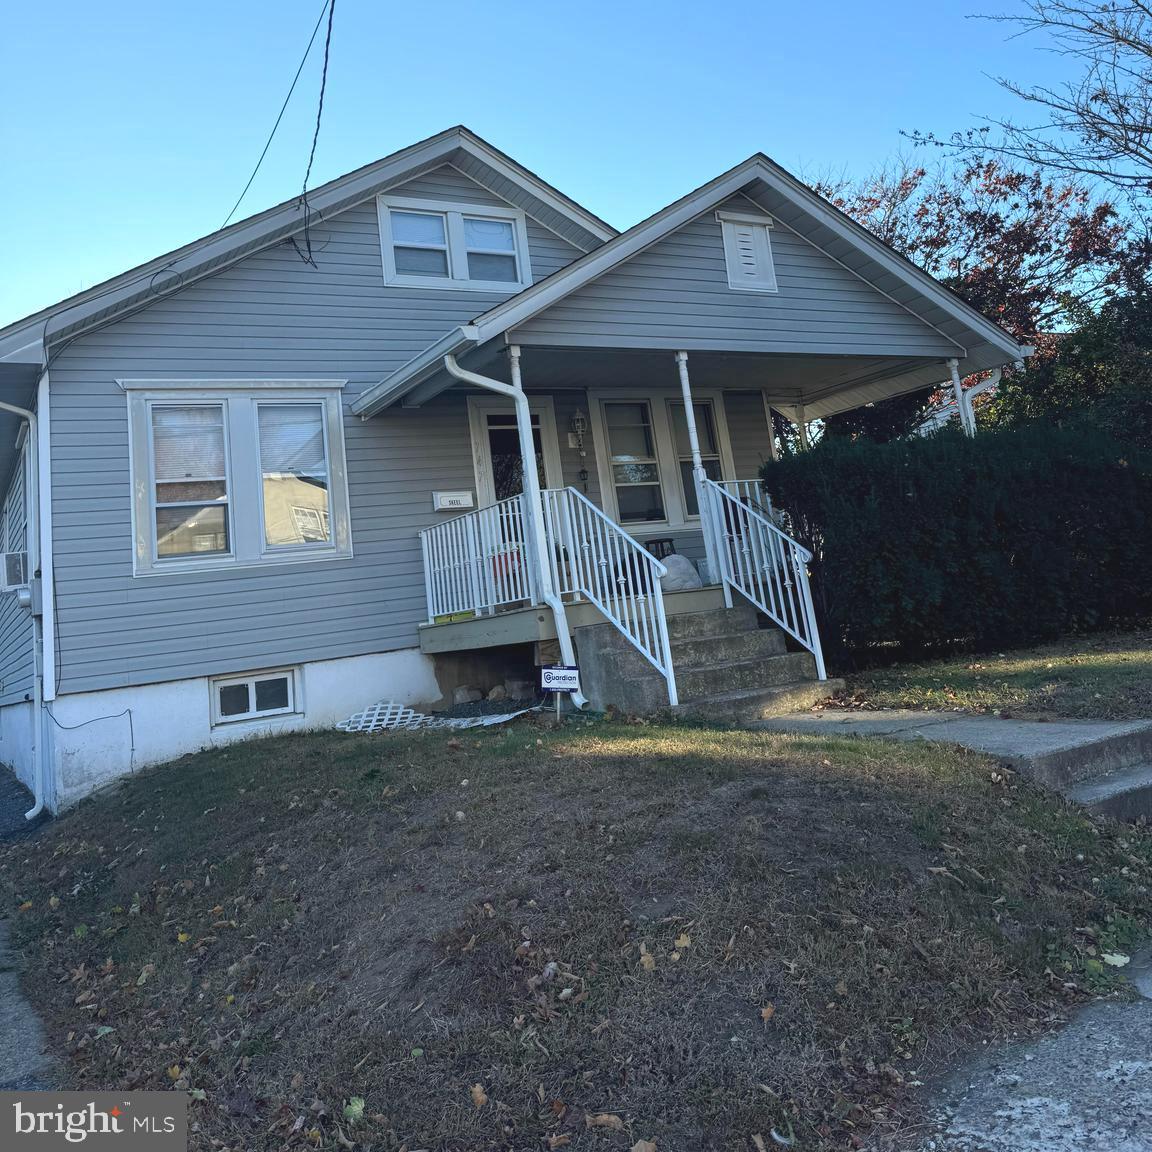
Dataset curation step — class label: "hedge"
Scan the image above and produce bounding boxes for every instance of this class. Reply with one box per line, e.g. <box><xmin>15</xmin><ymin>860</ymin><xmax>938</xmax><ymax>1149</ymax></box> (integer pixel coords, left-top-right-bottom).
<box><xmin>759</xmin><ymin>427</ymin><xmax>1152</xmax><ymax>669</ymax></box>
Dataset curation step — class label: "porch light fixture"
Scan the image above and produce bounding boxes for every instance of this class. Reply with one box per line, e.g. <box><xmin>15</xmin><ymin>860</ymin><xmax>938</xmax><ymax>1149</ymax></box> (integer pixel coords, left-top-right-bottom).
<box><xmin>570</xmin><ymin>409</ymin><xmax>590</xmax><ymax>491</ymax></box>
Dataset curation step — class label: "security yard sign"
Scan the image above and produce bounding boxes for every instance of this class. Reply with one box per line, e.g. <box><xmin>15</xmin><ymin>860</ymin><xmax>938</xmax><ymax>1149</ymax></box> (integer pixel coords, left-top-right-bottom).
<box><xmin>540</xmin><ymin>665</ymin><xmax>581</xmax><ymax>694</ymax></box>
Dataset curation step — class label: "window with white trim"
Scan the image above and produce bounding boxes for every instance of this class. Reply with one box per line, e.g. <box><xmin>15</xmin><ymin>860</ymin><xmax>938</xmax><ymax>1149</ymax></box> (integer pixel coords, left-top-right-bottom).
<box><xmin>669</xmin><ymin>401</ymin><xmax>722</xmax><ymax>517</ymax></box>
<box><xmin>593</xmin><ymin>390</ymin><xmax>737</xmax><ymax>530</ymax></box>
<box><xmin>603</xmin><ymin>402</ymin><xmax>666</xmax><ymax>523</ymax></box>
<box><xmin>717</xmin><ymin>209</ymin><xmax>778</xmax><ymax>293</ymax></box>
<box><xmin>211</xmin><ymin>668</ymin><xmax>297</xmax><ymax>725</ymax></box>
<box><xmin>126</xmin><ymin>384</ymin><xmax>351</xmax><ymax>575</ymax></box>
<box><xmin>377</xmin><ymin>195</ymin><xmax>532</xmax><ymax>290</ymax></box>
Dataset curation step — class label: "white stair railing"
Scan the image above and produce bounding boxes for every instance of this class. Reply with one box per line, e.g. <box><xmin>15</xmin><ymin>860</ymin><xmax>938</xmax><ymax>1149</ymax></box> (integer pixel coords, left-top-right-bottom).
<box><xmin>420</xmin><ymin>494</ymin><xmax>535</xmax><ymax>621</ymax></box>
<box><xmin>701</xmin><ymin>477</ymin><xmax>828</xmax><ymax>680</ymax></box>
<box><xmin>541</xmin><ymin>487</ymin><xmax>678</xmax><ymax>706</ymax></box>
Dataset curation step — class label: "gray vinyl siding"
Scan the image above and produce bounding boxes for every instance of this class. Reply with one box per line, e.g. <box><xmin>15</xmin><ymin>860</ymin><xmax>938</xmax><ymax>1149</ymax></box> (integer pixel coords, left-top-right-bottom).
<box><xmin>49</xmin><ymin>167</ymin><xmax>585</xmax><ymax>695</ymax></box>
<box><xmin>0</xmin><ymin>455</ymin><xmax>32</xmax><ymax>706</ymax></box>
<box><xmin>510</xmin><ymin>197</ymin><xmax>961</xmax><ymax>357</ymax></box>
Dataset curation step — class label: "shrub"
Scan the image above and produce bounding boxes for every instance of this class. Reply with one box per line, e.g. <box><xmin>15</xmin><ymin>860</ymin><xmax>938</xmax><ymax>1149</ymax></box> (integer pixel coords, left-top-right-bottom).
<box><xmin>760</xmin><ymin>426</ymin><xmax>1152</xmax><ymax>669</ymax></box>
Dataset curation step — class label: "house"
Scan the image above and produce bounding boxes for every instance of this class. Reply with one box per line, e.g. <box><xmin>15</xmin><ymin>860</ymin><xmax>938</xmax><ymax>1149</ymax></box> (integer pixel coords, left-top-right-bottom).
<box><xmin>0</xmin><ymin>127</ymin><xmax>1028</xmax><ymax>813</ymax></box>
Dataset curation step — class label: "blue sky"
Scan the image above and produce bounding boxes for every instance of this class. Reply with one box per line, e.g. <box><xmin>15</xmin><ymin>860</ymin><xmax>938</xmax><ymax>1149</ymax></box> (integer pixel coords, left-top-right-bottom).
<box><xmin>1</xmin><ymin>0</ymin><xmax>1065</xmax><ymax>327</ymax></box>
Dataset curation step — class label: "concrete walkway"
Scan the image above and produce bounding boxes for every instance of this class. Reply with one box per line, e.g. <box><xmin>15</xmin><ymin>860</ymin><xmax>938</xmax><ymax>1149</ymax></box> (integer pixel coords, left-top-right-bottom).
<box><xmin>919</xmin><ymin>952</ymin><xmax>1152</xmax><ymax>1152</ymax></box>
<box><xmin>756</xmin><ymin>710</ymin><xmax>1152</xmax><ymax>819</ymax></box>
<box><xmin>755</xmin><ymin>708</ymin><xmax>1152</xmax><ymax>760</ymax></box>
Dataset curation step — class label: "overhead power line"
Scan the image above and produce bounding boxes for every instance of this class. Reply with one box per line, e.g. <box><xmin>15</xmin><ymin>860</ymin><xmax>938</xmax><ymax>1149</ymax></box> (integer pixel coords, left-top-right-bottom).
<box><xmin>220</xmin><ymin>0</ymin><xmax>334</xmax><ymax>231</ymax></box>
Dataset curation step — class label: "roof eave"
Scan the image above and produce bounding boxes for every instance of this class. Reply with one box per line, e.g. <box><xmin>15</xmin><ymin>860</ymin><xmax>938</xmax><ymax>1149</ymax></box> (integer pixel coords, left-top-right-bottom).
<box><xmin>351</xmin><ymin>327</ymin><xmax>477</xmax><ymax>418</ymax></box>
<box><xmin>0</xmin><ymin>127</ymin><xmax>615</xmax><ymax>352</ymax></box>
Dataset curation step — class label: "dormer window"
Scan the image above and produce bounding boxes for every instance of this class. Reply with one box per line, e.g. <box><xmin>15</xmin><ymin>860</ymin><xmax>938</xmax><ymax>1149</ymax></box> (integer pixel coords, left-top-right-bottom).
<box><xmin>716</xmin><ymin>209</ymin><xmax>778</xmax><ymax>293</ymax></box>
<box><xmin>378</xmin><ymin>195</ymin><xmax>532</xmax><ymax>291</ymax></box>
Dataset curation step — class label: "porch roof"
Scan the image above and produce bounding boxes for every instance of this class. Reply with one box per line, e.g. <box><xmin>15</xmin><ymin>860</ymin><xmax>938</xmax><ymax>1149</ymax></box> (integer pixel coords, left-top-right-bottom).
<box><xmin>353</xmin><ymin>153</ymin><xmax>1030</xmax><ymax>421</ymax></box>
<box><xmin>366</xmin><ymin>340</ymin><xmax>961</xmax><ymax>422</ymax></box>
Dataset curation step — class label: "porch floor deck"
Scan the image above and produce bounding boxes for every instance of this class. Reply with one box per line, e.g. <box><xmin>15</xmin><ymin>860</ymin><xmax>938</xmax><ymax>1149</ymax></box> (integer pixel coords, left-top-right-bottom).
<box><xmin>417</xmin><ymin>587</ymin><xmax>728</xmax><ymax>654</ymax></box>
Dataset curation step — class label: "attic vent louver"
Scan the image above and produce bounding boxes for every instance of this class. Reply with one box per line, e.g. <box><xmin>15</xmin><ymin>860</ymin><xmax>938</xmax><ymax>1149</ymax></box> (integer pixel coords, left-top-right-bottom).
<box><xmin>716</xmin><ymin>209</ymin><xmax>777</xmax><ymax>293</ymax></box>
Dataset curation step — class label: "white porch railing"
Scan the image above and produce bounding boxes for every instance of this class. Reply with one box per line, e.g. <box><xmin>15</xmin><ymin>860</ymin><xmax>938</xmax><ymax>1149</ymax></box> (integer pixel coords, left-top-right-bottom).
<box><xmin>420</xmin><ymin>487</ymin><xmax>678</xmax><ymax>705</ymax></box>
<box><xmin>419</xmin><ymin>494</ymin><xmax>536</xmax><ymax>620</ymax></box>
<box><xmin>701</xmin><ymin>477</ymin><xmax>827</xmax><ymax>680</ymax></box>
<box><xmin>541</xmin><ymin>487</ymin><xmax>677</xmax><ymax>705</ymax></box>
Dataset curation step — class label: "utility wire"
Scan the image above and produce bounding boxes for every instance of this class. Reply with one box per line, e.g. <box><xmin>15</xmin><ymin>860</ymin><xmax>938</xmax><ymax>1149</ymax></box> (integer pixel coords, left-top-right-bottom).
<box><xmin>293</xmin><ymin>0</ymin><xmax>337</xmax><ymax>267</ymax></box>
<box><xmin>220</xmin><ymin>0</ymin><xmax>334</xmax><ymax>230</ymax></box>
<box><xmin>301</xmin><ymin>0</ymin><xmax>335</xmax><ymax>200</ymax></box>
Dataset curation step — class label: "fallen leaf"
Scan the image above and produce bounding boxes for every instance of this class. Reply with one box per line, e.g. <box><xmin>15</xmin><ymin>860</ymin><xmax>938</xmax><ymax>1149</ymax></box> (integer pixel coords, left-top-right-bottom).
<box><xmin>675</xmin><ymin>933</ymin><xmax>691</xmax><ymax>949</ymax></box>
<box><xmin>167</xmin><ymin>1064</ymin><xmax>182</xmax><ymax>1081</ymax></box>
<box><xmin>1102</xmin><ymin>953</ymin><xmax>1131</xmax><ymax>967</ymax></box>
<box><xmin>640</xmin><ymin>952</ymin><xmax>656</xmax><ymax>972</ymax></box>
<box><xmin>751</xmin><ymin>1137</ymin><xmax>768</xmax><ymax>1152</ymax></box>
<box><xmin>136</xmin><ymin>964</ymin><xmax>156</xmax><ymax>986</ymax></box>
<box><xmin>470</xmin><ymin>1083</ymin><xmax>488</xmax><ymax>1109</ymax></box>
<box><xmin>834</xmin><ymin>980</ymin><xmax>848</xmax><ymax>997</ymax></box>
<box><xmin>177</xmin><ymin>932</ymin><xmax>191</xmax><ymax>944</ymax></box>
<box><xmin>461</xmin><ymin>934</ymin><xmax>477</xmax><ymax>953</ymax></box>
<box><xmin>585</xmin><ymin>1113</ymin><xmax>624</xmax><ymax>1130</ymax></box>
<box><xmin>49</xmin><ymin>896</ymin><xmax>60</xmax><ymax>910</ymax></box>
<box><xmin>760</xmin><ymin>1004</ymin><xmax>776</xmax><ymax>1023</ymax></box>
<box><xmin>631</xmin><ymin>1141</ymin><xmax>658</xmax><ymax>1152</ymax></box>
<box><xmin>17</xmin><ymin>901</ymin><xmax>31</xmax><ymax>912</ymax></box>
<box><xmin>547</xmin><ymin>1137</ymin><xmax>572</xmax><ymax>1149</ymax></box>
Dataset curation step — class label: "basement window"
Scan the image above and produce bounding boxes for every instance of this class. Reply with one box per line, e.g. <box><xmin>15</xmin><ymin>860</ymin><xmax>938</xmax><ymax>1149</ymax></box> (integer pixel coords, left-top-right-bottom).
<box><xmin>211</xmin><ymin>669</ymin><xmax>298</xmax><ymax>725</ymax></box>
<box><xmin>716</xmin><ymin>209</ymin><xmax>778</xmax><ymax>293</ymax></box>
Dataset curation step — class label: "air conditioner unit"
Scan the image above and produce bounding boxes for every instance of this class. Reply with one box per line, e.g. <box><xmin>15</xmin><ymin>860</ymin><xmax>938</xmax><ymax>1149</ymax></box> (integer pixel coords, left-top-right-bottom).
<box><xmin>0</xmin><ymin>551</ymin><xmax>28</xmax><ymax>593</ymax></box>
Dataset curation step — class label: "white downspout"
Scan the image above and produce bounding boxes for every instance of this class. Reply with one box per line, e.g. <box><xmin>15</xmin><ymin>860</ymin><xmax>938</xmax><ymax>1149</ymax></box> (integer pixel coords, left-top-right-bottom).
<box><xmin>959</xmin><ymin>368</ymin><xmax>1001</xmax><ymax>434</ymax></box>
<box><xmin>442</xmin><ymin>350</ymin><xmax>588</xmax><ymax>710</ymax></box>
<box><xmin>0</xmin><ymin>396</ymin><xmax>44</xmax><ymax>819</ymax></box>
<box><xmin>947</xmin><ymin>358</ymin><xmax>975</xmax><ymax>437</ymax></box>
<box><xmin>674</xmin><ymin>351</ymin><xmax>721</xmax><ymax>588</ymax></box>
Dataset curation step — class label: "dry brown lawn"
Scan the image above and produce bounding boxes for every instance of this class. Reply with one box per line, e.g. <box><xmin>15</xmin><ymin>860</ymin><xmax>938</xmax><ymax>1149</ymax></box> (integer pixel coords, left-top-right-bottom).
<box><xmin>3</xmin><ymin>718</ymin><xmax>1150</xmax><ymax>1151</ymax></box>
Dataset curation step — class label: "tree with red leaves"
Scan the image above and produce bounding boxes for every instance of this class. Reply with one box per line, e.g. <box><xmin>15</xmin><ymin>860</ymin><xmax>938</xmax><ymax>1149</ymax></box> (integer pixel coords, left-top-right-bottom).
<box><xmin>808</xmin><ymin>158</ymin><xmax>1142</xmax><ymax>440</ymax></box>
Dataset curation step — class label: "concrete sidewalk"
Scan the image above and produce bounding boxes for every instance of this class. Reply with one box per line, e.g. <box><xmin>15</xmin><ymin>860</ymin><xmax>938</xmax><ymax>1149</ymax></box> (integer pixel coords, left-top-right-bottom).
<box><xmin>755</xmin><ymin>709</ymin><xmax>1152</xmax><ymax>759</ymax></box>
<box><xmin>756</xmin><ymin>710</ymin><xmax>1152</xmax><ymax>819</ymax></box>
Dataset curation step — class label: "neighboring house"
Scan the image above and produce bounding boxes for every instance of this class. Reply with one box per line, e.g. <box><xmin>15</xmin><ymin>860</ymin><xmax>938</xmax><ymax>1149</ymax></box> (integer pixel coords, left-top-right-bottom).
<box><xmin>0</xmin><ymin>127</ymin><xmax>1028</xmax><ymax>812</ymax></box>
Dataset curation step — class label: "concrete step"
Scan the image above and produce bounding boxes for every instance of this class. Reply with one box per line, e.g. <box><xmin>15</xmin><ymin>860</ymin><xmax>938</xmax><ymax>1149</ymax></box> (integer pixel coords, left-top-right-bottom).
<box><xmin>1066</xmin><ymin>763</ymin><xmax>1152</xmax><ymax>821</ymax></box>
<box><xmin>675</xmin><ymin>651</ymin><xmax>817</xmax><ymax>699</ymax></box>
<box><xmin>673</xmin><ymin>678</ymin><xmax>844</xmax><ymax>724</ymax></box>
<box><xmin>1021</xmin><ymin>723</ymin><xmax>1152</xmax><ymax>787</ymax></box>
<box><xmin>670</xmin><ymin>628</ymin><xmax>788</xmax><ymax>667</ymax></box>
<box><xmin>665</xmin><ymin>603</ymin><xmax>759</xmax><ymax>642</ymax></box>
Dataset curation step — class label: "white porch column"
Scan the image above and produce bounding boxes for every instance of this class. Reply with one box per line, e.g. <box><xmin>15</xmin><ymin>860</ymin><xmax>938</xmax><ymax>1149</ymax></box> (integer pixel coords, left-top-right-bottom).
<box><xmin>796</xmin><ymin>404</ymin><xmax>811</xmax><ymax>451</ymax></box>
<box><xmin>674</xmin><ymin>351</ymin><xmax>721</xmax><ymax>586</ymax></box>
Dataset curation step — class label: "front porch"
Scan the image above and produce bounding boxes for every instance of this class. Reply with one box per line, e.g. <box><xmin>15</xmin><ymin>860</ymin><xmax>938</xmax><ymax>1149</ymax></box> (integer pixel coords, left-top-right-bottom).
<box><xmin>350</xmin><ymin>163</ymin><xmax>1027</xmax><ymax>714</ymax></box>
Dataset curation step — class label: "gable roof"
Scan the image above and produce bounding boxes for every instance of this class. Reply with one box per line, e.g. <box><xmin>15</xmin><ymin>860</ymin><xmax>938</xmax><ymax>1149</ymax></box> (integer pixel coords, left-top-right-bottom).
<box><xmin>0</xmin><ymin>126</ymin><xmax>615</xmax><ymax>363</ymax></box>
<box><xmin>352</xmin><ymin>154</ymin><xmax>1028</xmax><ymax>417</ymax></box>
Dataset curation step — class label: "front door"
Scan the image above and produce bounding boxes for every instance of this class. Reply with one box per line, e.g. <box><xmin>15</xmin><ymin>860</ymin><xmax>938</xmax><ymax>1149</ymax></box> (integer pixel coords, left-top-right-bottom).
<box><xmin>468</xmin><ymin>396</ymin><xmax>563</xmax><ymax>507</ymax></box>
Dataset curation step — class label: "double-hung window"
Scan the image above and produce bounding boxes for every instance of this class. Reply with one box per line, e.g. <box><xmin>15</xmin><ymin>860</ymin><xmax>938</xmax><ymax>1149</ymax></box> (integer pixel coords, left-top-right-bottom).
<box><xmin>603</xmin><ymin>402</ymin><xmax>666</xmax><ymax>524</ymax></box>
<box><xmin>669</xmin><ymin>401</ymin><xmax>722</xmax><ymax>517</ymax></box>
<box><xmin>378</xmin><ymin>195</ymin><xmax>531</xmax><ymax>291</ymax></box>
<box><xmin>595</xmin><ymin>392</ymin><xmax>735</xmax><ymax>529</ymax></box>
<box><xmin>126</xmin><ymin>382</ymin><xmax>351</xmax><ymax>575</ymax></box>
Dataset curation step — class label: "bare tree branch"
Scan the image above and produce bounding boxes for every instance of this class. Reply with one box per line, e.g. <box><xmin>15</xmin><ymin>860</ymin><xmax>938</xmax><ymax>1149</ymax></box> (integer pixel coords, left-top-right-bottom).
<box><xmin>909</xmin><ymin>1</ymin><xmax>1152</xmax><ymax>197</ymax></box>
